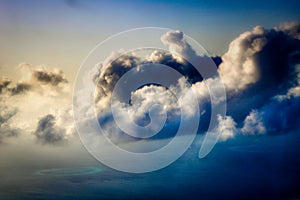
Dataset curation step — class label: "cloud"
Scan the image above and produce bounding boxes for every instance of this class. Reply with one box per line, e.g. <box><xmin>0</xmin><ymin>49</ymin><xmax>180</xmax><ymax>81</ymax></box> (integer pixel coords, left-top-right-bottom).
<box><xmin>9</xmin><ymin>83</ymin><xmax>32</xmax><ymax>95</ymax></box>
<box><xmin>33</xmin><ymin>111</ymin><xmax>74</xmax><ymax>145</ymax></box>
<box><xmin>92</xmin><ymin>50</ymin><xmax>207</xmax><ymax>106</ymax></box>
<box><xmin>31</xmin><ymin>68</ymin><xmax>68</xmax><ymax>86</ymax></box>
<box><xmin>241</xmin><ymin>95</ymin><xmax>300</xmax><ymax>136</ymax></box>
<box><xmin>241</xmin><ymin>110</ymin><xmax>266</xmax><ymax>135</ymax></box>
<box><xmin>34</xmin><ymin>114</ymin><xmax>65</xmax><ymax>144</ymax></box>
<box><xmin>0</xmin><ymin>79</ymin><xmax>11</xmax><ymax>94</ymax></box>
<box><xmin>93</xmin><ymin>54</ymin><xmax>142</xmax><ymax>100</ymax></box>
<box><xmin>91</xmin><ymin>45</ymin><xmax>220</xmax><ymax>142</ymax></box>
<box><xmin>219</xmin><ymin>22</ymin><xmax>300</xmax><ymax>94</ymax></box>
<box><xmin>0</xmin><ymin>106</ymin><xmax>20</xmax><ymax>143</ymax></box>
<box><xmin>0</xmin><ymin>79</ymin><xmax>31</xmax><ymax>95</ymax></box>
<box><xmin>96</xmin><ymin>22</ymin><xmax>300</xmax><ymax>142</ymax></box>
<box><xmin>0</xmin><ymin>64</ymin><xmax>70</xmax><ymax>96</ymax></box>
<box><xmin>217</xmin><ymin>115</ymin><xmax>237</xmax><ymax>141</ymax></box>
<box><xmin>0</xmin><ymin>65</ymin><xmax>75</xmax><ymax>144</ymax></box>
<box><xmin>218</xmin><ymin>22</ymin><xmax>300</xmax><ymax>124</ymax></box>
<box><xmin>160</xmin><ymin>30</ymin><xmax>197</xmax><ymax>59</ymax></box>
<box><xmin>278</xmin><ymin>21</ymin><xmax>300</xmax><ymax>40</ymax></box>
<box><xmin>3</xmin><ymin>22</ymin><xmax>300</xmax><ymax>146</ymax></box>
<box><xmin>216</xmin><ymin>22</ymin><xmax>300</xmax><ymax>138</ymax></box>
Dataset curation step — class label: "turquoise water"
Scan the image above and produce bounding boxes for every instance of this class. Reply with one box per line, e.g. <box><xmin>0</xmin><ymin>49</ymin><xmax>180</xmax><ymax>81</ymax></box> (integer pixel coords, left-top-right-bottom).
<box><xmin>36</xmin><ymin>166</ymin><xmax>103</xmax><ymax>177</ymax></box>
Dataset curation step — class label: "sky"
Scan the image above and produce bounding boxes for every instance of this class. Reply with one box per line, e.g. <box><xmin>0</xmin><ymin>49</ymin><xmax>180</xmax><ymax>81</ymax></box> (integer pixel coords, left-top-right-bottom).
<box><xmin>1</xmin><ymin>0</ymin><xmax>300</xmax><ymax>80</ymax></box>
<box><xmin>1</xmin><ymin>0</ymin><xmax>300</xmax><ymax>199</ymax></box>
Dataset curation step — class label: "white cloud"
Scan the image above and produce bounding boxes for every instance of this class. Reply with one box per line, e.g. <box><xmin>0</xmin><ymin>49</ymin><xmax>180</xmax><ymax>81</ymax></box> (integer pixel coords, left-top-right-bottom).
<box><xmin>217</xmin><ymin>115</ymin><xmax>237</xmax><ymax>141</ymax></box>
<box><xmin>219</xmin><ymin>22</ymin><xmax>300</xmax><ymax>93</ymax></box>
<box><xmin>241</xmin><ymin>110</ymin><xmax>266</xmax><ymax>135</ymax></box>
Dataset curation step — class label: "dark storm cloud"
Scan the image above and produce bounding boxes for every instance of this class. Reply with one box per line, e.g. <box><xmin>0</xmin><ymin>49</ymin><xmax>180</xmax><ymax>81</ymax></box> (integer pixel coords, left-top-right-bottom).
<box><xmin>0</xmin><ymin>80</ymin><xmax>11</xmax><ymax>94</ymax></box>
<box><xmin>211</xmin><ymin>56</ymin><xmax>222</xmax><ymax>67</ymax></box>
<box><xmin>32</xmin><ymin>69</ymin><xmax>68</xmax><ymax>86</ymax></box>
<box><xmin>93</xmin><ymin>54</ymin><xmax>141</xmax><ymax>99</ymax></box>
<box><xmin>0</xmin><ymin>65</ymin><xmax>69</xmax><ymax>97</ymax></box>
<box><xmin>93</xmin><ymin>50</ymin><xmax>207</xmax><ymax>104</ymax></box>
<box><xmin>0</xmin><ymin>79</ymin><xmax>31</xmax><ymax>95</ymax></box>
<box><xmin>33</xmin><ymin>114</ymin><xmax>67</xmax><ymax>145</ymax></box>
<box><xmin>149</xmin><ymin>50</ymin><xmax>203</xmax><ymax>83</ymax></box>
<box><xmin>9</xmin><ymin>83</ymin><xmax>32</xmax><ymax>95</ymax></box>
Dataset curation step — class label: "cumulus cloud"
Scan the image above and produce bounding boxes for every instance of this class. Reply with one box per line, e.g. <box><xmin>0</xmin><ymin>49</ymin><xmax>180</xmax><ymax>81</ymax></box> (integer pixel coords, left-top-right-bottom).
<box><xmin>34</xmin><ymin>114</ymin><xmax>65</xmax><ymax>144</ymax></box>
<box><xmin>0</xmin><ymin>79</ymin><xmax>11</xmax><ymax>94</ymax></box>
<box><xmin>241</xmin><ymin>110</ymin><xmax>266</xmax><ymax>135</ymax></box>
<box><xmin>218</xmin><ymin>22</ymin><xmax>300</xmax><ymax>125</ymax></box>
<box><xmin>32</xmin><ymin>68</ymin><xmax>68</xmax><ymax>86</ymax></box>
<box><xmin>0</xmin><ymin>106</ymin><xmax>20</xmax><ymax>143</ymax></box>
<box><xmin>34</xmin><ymin>110</ymin><xmax>74</xmax><ymax>145</ymax></box>
<box><xmin>161</xmin><ymin>30</ymin><xmax>198</xmax><ymax>59</ymax></box>
<box><xmin>278</xmin><ymin>21</ymin><xmax>300</xmax><ymax>40</ymax></box>
<box><xmin>217</xmin><ymin>115</ymin><xmax>237</xmax><ymax>141</ymax></box>
<box><xmin>92</xmin><ymin>22</ymin><xmax>300</xmax><ymax>143</ymax></box>
<box><xmin>219</xmin><ymin>22</ymin><xmax>300</xmax><ymax>93</ymax></box>
<box><xmin>10</xmin><ymin>83</ymin><xmax>32</xmax><ymax>95</ymax></box>
<box><xmin>1</xmin><ymin>64</ymin><xmax>70</xmax><ymax>96</ymax></box>
<box><xmin>92</xmin><ymin>50</ymin><xmax>206</xmax><ymax>105</ymax></box>
<box><xmin>0</xmin><ymin>65</ymin><xmax>75</xmax><ymax>144</ymax></box>
<box><xmin>241</xmin><ymin>95</ymin><xmax>300</xmax><ymax>136</ymax></box>
<box><xmin>3</xmin><ymin>21</ymin><xmax>300</xmax><ymax>146</ymax></box>
<box><xmin>217</xmin><ymin>22</ymin><xmax>300</xmax><ymax>139</ymax></box>
<box><xmin>0</xmin><ymin>79</ymin><xmax>31</xmax><ymax>95</ymax></box>
<box><xmin>89</xmin><ymin>31</ymin><xmax>223</xmax><ymax>143</ymax></box>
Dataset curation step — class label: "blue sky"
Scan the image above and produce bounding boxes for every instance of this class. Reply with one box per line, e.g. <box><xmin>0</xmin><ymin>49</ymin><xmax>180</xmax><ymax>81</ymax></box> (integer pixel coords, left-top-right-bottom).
<box><xmin>1</xmin><ymin>0</ymin><xmax>300</xmax><ymax>80</ymax></box>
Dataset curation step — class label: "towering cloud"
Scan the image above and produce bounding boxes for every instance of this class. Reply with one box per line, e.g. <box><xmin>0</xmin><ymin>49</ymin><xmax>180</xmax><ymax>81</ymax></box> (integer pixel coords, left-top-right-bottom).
<box><xmin>219</xmin><ymin>22</ymin><xmax>300</xmax><ymax>93</ymax></box>
<box><xmin>91</xmin><ymin>22</ymin><xmax>300</xmax><ymax>142</ymax></box>
<box><xmin>218</xmin><ymin>22</ymin><xmax>300</xmax><ymax>126</ymax></box>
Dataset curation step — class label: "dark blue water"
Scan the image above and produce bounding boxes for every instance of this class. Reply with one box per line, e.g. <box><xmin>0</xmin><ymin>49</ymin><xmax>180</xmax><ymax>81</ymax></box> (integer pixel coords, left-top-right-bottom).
<box><xmin>1</xmin><ymin>133</ymin><xmax>300</xmax><ymax>200</ymax></box>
